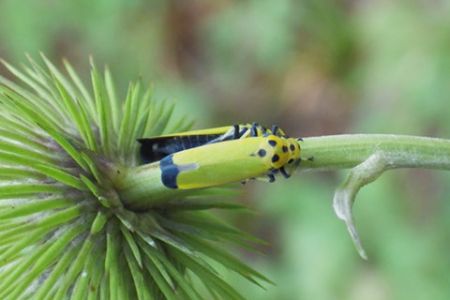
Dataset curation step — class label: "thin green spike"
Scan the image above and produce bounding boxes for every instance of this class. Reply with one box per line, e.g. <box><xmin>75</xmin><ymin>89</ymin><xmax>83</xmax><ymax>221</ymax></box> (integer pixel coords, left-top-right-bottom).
<box><xmin>53</xmin><ymin>236</ymin><xmax>94</xmax><ymax>299</ymax></box>
<box><xmin>26</xmin><ymin>54</ymin><xmax>73</xmax><ymax>118</ymax></box>
<box><xmin>0</xmin><ymin>197</ymin><xmax>72</xmax><ymax>219</ymax></box>
<box><xmin>120</xmin><ymin>224</ymin><xmax>143</xmax><ymax>268</ymax></box>
<box><xmin>86</xmin><ymin>246</ymin><xmax>106</xmax><ymax>300</ymax></box>
<box><xmin>62</xmin><ymin>59</ymin><xmax>96</xmax><ymax>120</ymax></box>
<box><xmin>0</xmin><ymin>240</ymin><xmax>53</xmax><ymax>298</ymax></box>
<box><xmin>0</xmin><ymin>183</ymin><xmax>62</xmax><ymax>200</ymax></box>
<box><xmin>0</xmin><ymin>206</ymin><xmax>80</xmax><ymax>242</ymax></box>
<box><xmin>90</xmin><ymin>59</ymin><xmax>110</xmax><ymax>155</ymax></box>
<box><xmin>181</xmin><ymin>233</ymin><xmax>272</xmax><ymax>286</ymax></box>
<box><xmin>0</xmin><ymin>167</ymin><xmax>43</xmax><ymax>180</ymax></box>
<box><xmin>0</xmin><ymin>112</ymin><xmax>44</xmax><ymax>142</ymax></box>
<box><xmin>123</xmin><ymin>245</ymin><xmax>154</xmax><ymax>300</ymax></box>
<box><xmin>1</xmin><ymin>60</ymin><xmax>65</xmax><ymax>117</ymax></box>
<box><xmin>104</xmin><ymin>66</ymin><xmax>120</xmax><ymax>135</ymax></box>
<box><xmin>172</xmin><ymin>249</ymin><xmax>245</xmax><ymax>300</ymax></box>
<box><xmin>70</xmin><ymin>240</ymin><xmax>105</xmax><ymax>300</ymax></box>
<box><xmin>141</xmin><ymin>243</ymin><xmax>201</xmax><ymax>300</ymax></box>
<box><xmin>33</xmin><ymin>245</ymin><xmax>80</xmax><ymax>300</ymax></box>
<box><xmin>52</xmin><ymin>75</ymin><xmax>97</xmax><ymax>151</ymax></box>
<box><xmin>90</xmin><ymin>211</ymin><xmax>108</xmax><ymax>234</ymax></box>
<box><xmin>117</xmin><ymin>82</ymin><xmax>135</xmax><ymax>154</ymax></box>
<box><xmin>0</xmin><ymin>78</ymin><xmax>65</xmax><ymax>131</ymax></box>
<box><xmin>0</xmin><ymin>129</ymin><xmax>50</xmax><ymax>154</ymax></box>
<box><xmin>0</xmin><ymin>227</ymin><xmax>48</xmax><ymax>268</ymax></box>
<box><xmin>33</xmin><ymin>164</ymin><xmax>85</xmax><ymax>190</ymax></box>
<box><xmin>5</xmin><ymin>224</ymin><xmax>87</xmax><ymax>299</ymax></box>
<box><xmin>44</xmin><ymin>127</ymin><xmax>89</xmax><ymax>171</ymax></box>
<box><xmin>0</xmin><ymin>140</ymin><xmax>57</xmax><ymax>163</ymax></box>
<box><xmin>141</xmin><ymin>255</ymin><xmax>177</xmax><ymax>300</ymax></box>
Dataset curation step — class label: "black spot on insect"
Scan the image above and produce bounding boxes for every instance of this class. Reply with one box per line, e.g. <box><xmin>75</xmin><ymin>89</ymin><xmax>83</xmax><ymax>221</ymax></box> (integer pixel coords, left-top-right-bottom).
<box><xmin>288</xmin><ymin>158</ymin><xmax>294</xmax><ymax>164</ymax></box>
<box><xmin>268</xmin><ymin>140</ymin><xmax>277</xmax><ymax>147</ymax></box>
<box><xmin>289</xmin><ymin>144</ymin><xmax>295</xmax><ymax>151</ymax></box>
<box><xmin>257</xmin><ymin>149</ymin><xmax>267</xmax><ymax>157</ymax></box>
<box><xmin>271</xmin><ymin>154</ymin><xmax>280</xmax><ymax>163</ymax></box>
<box><xmin>282</xmin><ymin>146</ymin><xmax>288</xmax><ymax>153</ymax></box>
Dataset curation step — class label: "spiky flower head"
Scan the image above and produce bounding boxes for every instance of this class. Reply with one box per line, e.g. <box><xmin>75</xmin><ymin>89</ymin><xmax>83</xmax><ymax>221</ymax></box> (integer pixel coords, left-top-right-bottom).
<box><xmin>0</xmin><ymin>56</ymin><xmax>269</xmax><ymax>299</ymax></box>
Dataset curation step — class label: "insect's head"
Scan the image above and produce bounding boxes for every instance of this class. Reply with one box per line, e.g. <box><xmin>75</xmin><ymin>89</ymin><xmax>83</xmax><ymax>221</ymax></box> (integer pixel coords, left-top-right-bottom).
<box><xmin>256</xmin><ymin>135</ymin><xmax>301</xmax><ymax>169</ymax></box>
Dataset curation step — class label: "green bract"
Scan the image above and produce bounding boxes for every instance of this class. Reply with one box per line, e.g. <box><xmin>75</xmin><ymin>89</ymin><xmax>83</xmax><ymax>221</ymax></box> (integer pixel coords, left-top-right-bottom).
<box><xmin>0</xmin><ymin>56</ymin><xmax>269</xmax><ymax>300</ymax></box>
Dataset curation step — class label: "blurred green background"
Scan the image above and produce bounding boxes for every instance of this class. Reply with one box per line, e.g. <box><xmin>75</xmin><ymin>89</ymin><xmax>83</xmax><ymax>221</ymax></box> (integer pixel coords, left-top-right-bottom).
<box><xmin>1</xmin><ymin>0</ymin><xmax>450</xmax><ymax>299</ymax></box>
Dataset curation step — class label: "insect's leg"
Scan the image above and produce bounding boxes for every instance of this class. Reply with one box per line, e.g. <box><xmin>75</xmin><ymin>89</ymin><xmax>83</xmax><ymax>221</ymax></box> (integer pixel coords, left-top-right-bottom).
<box><xmin>267</xmin><ymin>173</ymin><xmax>276</xmax><ymax>182</ymax></box>
<box><xmin>266</xmin><ymin>169</ymin><xmax>277</xmax><ymax>182</ymax></box>
<box><xmin>271</xmin><ymin>125</ymin><xmax>279</xmax><ymax>136</ymax></box>
<box><xmin>297</xmin><ymin>137</ymin><xmax>304</xmax><ymax>142</ymax></box>
<box><xmin>239</xmin><ymin>127</ymin><xmax>248</xmax><ymax>139</ymax></box>
<box><xmin>279</xmin><ymin>167</ymin><xmax>290</xmax><ymax>179</ymax></box>
<box><xmin>232</xmin><ymin>124</ymin><xmax>240</xmax><ymax>139</ymax></box>
<box><xmin>250</xmin><ymin>122</ymin><xmax>259</xmax><ymax>137</ymax></box>
<box><xmin>222</xmin><ymin>125</ymin><xmax>239</xmax><ymax>140</ymax></box>
<box><xmin>207</xmin><ymin>125</ymin><xmax>239</xmax><ymax>144</ymax></box>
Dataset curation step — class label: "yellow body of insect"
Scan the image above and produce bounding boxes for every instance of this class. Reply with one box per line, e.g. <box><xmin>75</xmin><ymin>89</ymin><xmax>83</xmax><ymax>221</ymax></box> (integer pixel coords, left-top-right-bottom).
<box><xmin>159</xmin><ymin>133</ymin><xmax>301</xmax><ymax>189</ymax></box>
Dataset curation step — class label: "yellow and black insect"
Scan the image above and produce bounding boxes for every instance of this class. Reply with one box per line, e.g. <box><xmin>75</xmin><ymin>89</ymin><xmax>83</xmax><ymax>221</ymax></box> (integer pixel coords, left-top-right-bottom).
<box><xmin>138</xmin><ymin>123</ymin><xmax>301</xmax><ymax>190</ymax></box>
<box><xmin>138</xmin><ymin>123</ymin><xmax>286</xmax><ymax>163</ymax></box>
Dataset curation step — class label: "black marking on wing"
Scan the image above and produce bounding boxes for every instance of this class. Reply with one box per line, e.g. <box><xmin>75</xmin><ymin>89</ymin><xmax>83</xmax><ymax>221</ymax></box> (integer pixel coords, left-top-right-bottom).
<box><xmin>138</xmin><ymin>134</ymin><xmax>221</xmax><ymax>163</ymax></box>
<box><xmin>160</xmin><ymin>154</ymin><xmax>179</xmax><ymax>189</ymax></box>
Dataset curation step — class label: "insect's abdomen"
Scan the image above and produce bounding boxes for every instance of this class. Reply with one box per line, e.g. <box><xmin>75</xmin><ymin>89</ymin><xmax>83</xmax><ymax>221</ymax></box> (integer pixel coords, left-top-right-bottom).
<box><xmin>139</xmin><ymin>134</ymin><xmax>222</xmax><ymax>163</ymax></box>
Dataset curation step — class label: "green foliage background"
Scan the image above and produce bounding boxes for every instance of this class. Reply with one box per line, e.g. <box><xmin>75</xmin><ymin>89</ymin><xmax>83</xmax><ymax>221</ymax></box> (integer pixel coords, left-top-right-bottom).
<box><xmin>1</xmin><ymin>1</ymin><xmax>450</xmax><ymax>299</ymax></box>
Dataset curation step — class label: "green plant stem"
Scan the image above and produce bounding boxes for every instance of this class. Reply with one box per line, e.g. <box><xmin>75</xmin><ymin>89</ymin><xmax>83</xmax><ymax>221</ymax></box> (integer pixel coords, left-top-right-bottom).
<box><xmin>299</xmin><ymin>134</ymin><xmax>450</xmax><ymax>171</ymax></box>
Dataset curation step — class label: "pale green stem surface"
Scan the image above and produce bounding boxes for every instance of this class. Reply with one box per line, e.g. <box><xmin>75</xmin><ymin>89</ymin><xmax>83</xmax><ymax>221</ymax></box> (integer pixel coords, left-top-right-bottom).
<box><xmin>299</xmin><ymin>134</ymin><xmax>450</xmax><ymax>171</ymax></box>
